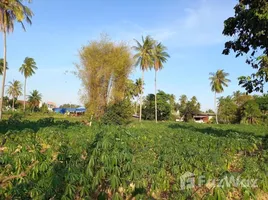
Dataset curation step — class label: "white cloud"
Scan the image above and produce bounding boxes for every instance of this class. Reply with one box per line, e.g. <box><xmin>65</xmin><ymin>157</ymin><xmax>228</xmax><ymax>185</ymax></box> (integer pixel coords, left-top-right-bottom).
<box><xmin>107</xmin><ymin>0</ymin><xmax>235</xmax><ymax>48</ymax></box>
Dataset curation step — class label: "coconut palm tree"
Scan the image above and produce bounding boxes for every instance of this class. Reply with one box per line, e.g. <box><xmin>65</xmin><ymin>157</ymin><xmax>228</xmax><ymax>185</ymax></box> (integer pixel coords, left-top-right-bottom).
<box><xmin>0</xmin><ymin>1</ymin><xmax>33</xmax><ymax>118</ymax></box>
<box><xmin>169</xmin><ymin>94</ymin><xmax>176</xmax><ymax>113</ymax></box>
<box><xmin>6</xmin><ymin>80</ymin><xmax>22</xmax><ymax>111</ymax></box>
<box><xmin>28</xmin><ymin>90</ymin><xmax>42</xmax><ymax>112</ymax></box>
<box><xmin>0</xmin><ymin>0</ymin><xmax>33</xmax><ymax>119</ymax></box>
<box><xmin>19</xmin><ymin>57</ymin><xmax>37</xmax><ymax>112</ymax></box>
<box><xmin>209</xmin><ymin>69</ymin><xmax>231</xmax><ymax>124</ymax></box>
<box><xmin>152</xmin><ymin>42</ymin><xmax>170</xmax><ymax>123</ymax></box>
<box><xmin>134</xmin><ymin>78</ymin><xmax>143</xmax><ymax>116</ymax></box>
<box><xmin>133</xmin><ymin>35</ymin><xmax>155</xmax><ymax>122</ymax></box>
<box><xmin>179</xmin><ymin>95</ymin><xmax>188</xmax><ymax>105</ymax></box>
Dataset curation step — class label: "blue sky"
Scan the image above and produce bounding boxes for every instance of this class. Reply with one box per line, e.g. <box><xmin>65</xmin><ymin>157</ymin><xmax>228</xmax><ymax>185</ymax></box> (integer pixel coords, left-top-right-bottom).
<box><xmin>1</xmin><ymin>0</ymin><xmax>262</xmax><ymax>110</ymax></box>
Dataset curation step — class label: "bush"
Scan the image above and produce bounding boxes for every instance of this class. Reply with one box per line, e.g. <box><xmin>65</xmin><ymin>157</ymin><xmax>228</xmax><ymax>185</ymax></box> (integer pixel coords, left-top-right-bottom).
<box><xmin>101</xmin><ymin>99</ymin><xmax>132</xmax><ymax>125</ymax></box>
<box><xmin>40</xmin><ymin>103</ymin><xmax>49</xmax><ymax>113</ymax></box>
<box><xmin>8</xmin><ymin>113</ymin><xmax>24</xmax><ymax>121</ymax></box>
<box><xmin>37</xmin><ymin>117</ymin><xmax>55</xmax><ymax>125</ymax></box>
<box><xmin>169</xmin><ymin>114</ymin><xmax>178</xmax><ymax>121</ymax></box>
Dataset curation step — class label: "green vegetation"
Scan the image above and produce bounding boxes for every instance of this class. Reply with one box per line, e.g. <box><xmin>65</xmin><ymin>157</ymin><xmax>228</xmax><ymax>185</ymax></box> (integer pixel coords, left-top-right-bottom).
<box><xmin>178</xmin><ymin>95</ymin><xmax>201</xmax><ymax>122</ymax></box>
<box><xmin>0</xmin><ymin>58</ymin><xmax>8</xmax><ymax>75</ymax></box>
<box><xmin>28</xmin><ymin>90</ymin><xmax>42</xmax><ymax>112</ymax></box>
<box><xmin>223</xmin><ymin>0</ymin><xmax>268</xmax><ymax>93</ymax></box>
<box><xmin>6</xmin><ymin>80</ymin><xmax>23</xmax><ymax>111</ymax></box>
<box><xmin>0</xmin><ymin>119</ymin><xmax>267</xmax><ymax>199</ymax></box>
<box><xmin>76</xmin><ymin>35</ymin><xmax>133</xmax><ymax>119</ymax></box>
<box><xmin>133</xmin><ymin>36</ymin><xmax>155</xmax><ymax>122</ymax></box>
<box><xmin>152</xmin><ymin>42</ymin><xmax>170</xmax><ymax>123</ymax></box>
<box><xmin>101</xmin><ymin>99</ymin><xmax>133</xmax><ymax>125</ymax></box>
<box><xmin>133</xmin><ymin>36</ymin><xmax>170</xmax><ymax>123</ymax></box>
<box><xmin>19</xmin><ymin>57</ymin><xmax>38</xmax><ymax>112</ymax></box>
<box><xmin>142</xmin><ymin>90</ymin><xmax>174</xmax><ymax>121</ymax></box>
<box><xmin>133</xmin><ymin>78</ymin><xmax>143</xmax><ymax>116</ymax></box>
<box><xmin>209</xmin><ymin>70</ymin><xmax>231</xmax><ymax>124</ymax></box>
<box><xmin>218</xmin><ymin>92</ymin><xmax>268</xmax><ymax>124</ymax></box>
<box><xmin>0</xmin><ymin>0</ymin><xmax>33</xmax><ymax>120</ymax></box>
<box><xmin>0</xmin><ymin>1</ymin><xmax>268</xmax><ymax>199</ymax></box>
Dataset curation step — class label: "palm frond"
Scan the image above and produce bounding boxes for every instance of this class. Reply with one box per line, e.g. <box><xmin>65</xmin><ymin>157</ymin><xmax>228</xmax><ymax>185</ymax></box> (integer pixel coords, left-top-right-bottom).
<box><xmin>209</xmin><ymin>69</ymin><xmax>231</xmax><ymax>93</ymax></box>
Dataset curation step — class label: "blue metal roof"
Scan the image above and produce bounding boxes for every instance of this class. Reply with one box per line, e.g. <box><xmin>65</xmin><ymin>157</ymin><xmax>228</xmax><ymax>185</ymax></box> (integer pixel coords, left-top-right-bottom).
<box><xmin>76</xmin><ymin>108</ymin><xmax>86</xmax><ymax>112</ymax></box>
<box><xmin>65</xmin><ymin>108</ymin><xmax>76</xmax><ymax>112</ymax></box>
<box><xmin>53</xmin><ymin>107</ymin><xmax>86</xmax><ymax>114</ymax></box>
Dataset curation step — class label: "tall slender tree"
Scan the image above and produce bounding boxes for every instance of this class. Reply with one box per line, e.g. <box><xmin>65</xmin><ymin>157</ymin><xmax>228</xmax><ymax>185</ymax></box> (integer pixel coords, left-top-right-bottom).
<box><xmin>0</xmin><ymin>0</ymin><xmax>33</xmax><ymax>119</ymax></box>
<box><xmin>19</xmin><ymin>57</ymin><xmax>37</xmax><ymax>111</ymax></box>
<box><xmin>152</xmin><ymin>42</ymin><xmax>169</xmax><ymax>123</ymax></box>
<box><xmin>209</xmin><ymin>69</ymin><xmax>231</xmax><ymax>124</ymax></box>
<box><xmin>6</xmin><ymin>80</ymin><xmax>22</xmax><ymax>111</ymax></box>
<box><xmin>133</xmin><ymin>36</ymin><xmax>154</xmax><ymax>122</ymax></box>
<box><xmin>134</xmin><ymin>78</ymin><xmax>143</xmax><ymax>116</ymax></box>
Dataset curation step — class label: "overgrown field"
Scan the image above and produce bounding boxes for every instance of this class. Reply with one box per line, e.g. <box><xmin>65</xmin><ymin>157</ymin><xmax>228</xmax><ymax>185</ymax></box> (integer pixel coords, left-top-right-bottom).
<box><xmin>0</xmin><ymin>118</ymin><xmax>268</xmax><ymax>199</ymax></box>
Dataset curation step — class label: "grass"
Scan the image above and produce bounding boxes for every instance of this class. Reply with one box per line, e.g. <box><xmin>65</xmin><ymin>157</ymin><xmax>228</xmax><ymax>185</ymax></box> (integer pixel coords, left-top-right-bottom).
<box><xmin>0</xmin><ymin>116</ymin><xmax>267</xmax><ymax>199</ymax></box>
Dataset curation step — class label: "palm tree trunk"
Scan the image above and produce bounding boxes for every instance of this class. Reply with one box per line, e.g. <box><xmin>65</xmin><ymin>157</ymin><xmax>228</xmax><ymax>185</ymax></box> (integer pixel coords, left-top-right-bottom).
<box><xmin>155</xmin><ymin>70</ymin><xmax>157</xmax><ymax>123</ymax></box>
<box><xmin>12</xmin><ymin>98</ymin><xmax>15</xmax><ymax>111</ymax></box>
<box><xmin>139</xmin><ymin>70</ymin><xmax>144</xmax><ymax>122</ymax></box>
<box><xmin>214</xmin><ymin>91</ymin><xmax>218</xmax><ymax>124</ymax></box>
<box><xmin>0</xmin><ymin>30</ymin><xmax>7</xmax><ymax>120</ymax></box>
<box><xmin>23</xmin><ymin>78</ymin><xmax>26</xmax><ymax>112</ymax></box>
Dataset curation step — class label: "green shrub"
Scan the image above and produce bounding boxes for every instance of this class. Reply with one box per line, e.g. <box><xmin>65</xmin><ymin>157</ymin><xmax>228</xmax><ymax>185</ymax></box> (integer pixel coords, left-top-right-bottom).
<box><xmin>40</xmin><ymin>103</ymin><xmax>49</xmax><ymax>113</ymax></box>
<box><xmin>8</xmin><ymin>113</ymin><xmax>24</xmax><ymax>121</ymax></box>
<box><xmin>169</xmin><ymin>114</ymin><xmax>177</xmax><ymax>121</ymax></box>
<box><xmin>37</xmin><ymin>117</ymin><xmax>55</xmax><ymax>125</ymax></box>
<box><xmin>101</xmin><ymin>99</ymin><xmax>132</xmax><ymax>125</ymax></box>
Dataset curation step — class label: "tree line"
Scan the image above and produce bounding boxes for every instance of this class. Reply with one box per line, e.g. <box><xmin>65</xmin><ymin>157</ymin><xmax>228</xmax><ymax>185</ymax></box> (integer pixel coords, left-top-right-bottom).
<box><xmin>1</xmin><ymin>0</ymin><xmax>268</xmax><ymax>123</ymax></box>
<box><xmin>77</xmin><ymin>35</ymin><xmax>170</xmax><ymax>123</ymax></box>
<box><xmin>218</xmin><ymin>92</ymin><xmax>268</xmax><ymax>124</ymax></box>
<box><xmin>0</xmin><ymin>57</ymin><xmax>42</xmax><ymax>112</ymax></box>
<box><xmin>77</xmin><ymin>33</ymin><xmax>268</xmax><ymax>125</ymax></box>
<box><xmin>0</xmin><ymin>0</ymin><xmax>35</xmax><ymax>118</ymax></box>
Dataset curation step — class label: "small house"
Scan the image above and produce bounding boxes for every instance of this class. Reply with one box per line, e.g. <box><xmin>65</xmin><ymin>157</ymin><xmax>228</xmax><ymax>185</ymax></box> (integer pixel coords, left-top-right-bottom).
<box><xmin>193</xmin><ymin>113</ymin><xmax>215</xmax><ymax>123</ymax></box>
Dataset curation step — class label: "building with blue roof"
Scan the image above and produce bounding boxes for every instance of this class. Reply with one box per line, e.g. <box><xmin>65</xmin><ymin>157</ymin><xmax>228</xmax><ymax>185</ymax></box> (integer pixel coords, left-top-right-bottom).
<box><xmin>53</xmin><ymin>107</ymin><xmax>86</xmax><ymax>115</ymax></box>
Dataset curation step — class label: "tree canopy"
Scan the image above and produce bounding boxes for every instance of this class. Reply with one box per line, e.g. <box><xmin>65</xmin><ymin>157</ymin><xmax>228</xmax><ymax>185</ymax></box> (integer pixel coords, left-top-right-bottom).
<box><xmin>217</xmin><ymin>92</ymin><xmax>267</xmax><ymax>124</ymax></box>
<box><xmin>178</xmin><ymin>95</ymin><xmax>201</xmax><ymax>122</ymax></box>
<box><xmin>0</xmin><ymin>0</ymin><xmax>33</xmax><ymax>33</ymax></box>
<box><xmin>142</xmin><ymin>90</ymin><xmax>173</xmax><ymax>121</ymax></box>
<box><xmin>223</xmin><ymin>0</ymin><xmax>268</xmax><ymax>93</ymax></box>
<box><xmin>6</xmin><ymin>80</ymin><xmax>22</xmax><ymax>100</ymax></box>
<box><xmin>28</xmin><ymin>89</ymin><xmax>42</xmax><ymax>112</ymax></box>
<box><xmin>76</xmin><ymin>35</ymin><xmax>133</xmax><ymax>119</ymax></box>
<box><xmin>218</xmin><ymin>96</ymin><xmax>238</xmax><ymax>124</ymax></box>
<box><xmin>19</xmin><ymin>57</ymin><xmax>37</xmax><ymax>78</ymax></box>
<box><xmin>6</xmin><ymin>80</ymin><xmax>22</xmax><ymax>110</ymax></box>
<box><xmin>209</xmin><ymin>70</ymin><xmax>230</xmax><ymax>93</ymax></box>
<box><xmin>133</xmin><ymin>36</ymin><xmax>154</xmax><ymax>71</ymax></box>
<box><xmin>242</xmin><ymin>100</ymin><xmax>262</xmax><ymax>124</ymax></box>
